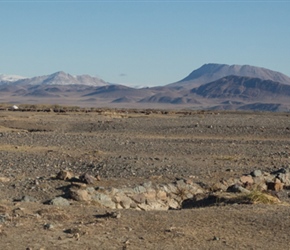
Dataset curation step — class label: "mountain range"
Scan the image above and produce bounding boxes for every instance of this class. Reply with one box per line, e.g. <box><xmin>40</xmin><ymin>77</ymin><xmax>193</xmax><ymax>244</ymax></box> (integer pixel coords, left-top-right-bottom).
<box><xmin>1</xmin><ymin>63</ymin><xmax>290</xmax><ymax>112</ymax></box>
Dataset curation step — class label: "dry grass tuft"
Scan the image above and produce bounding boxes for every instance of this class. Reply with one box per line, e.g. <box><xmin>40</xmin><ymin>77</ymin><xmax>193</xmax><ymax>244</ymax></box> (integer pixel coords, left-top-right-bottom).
<box><xmin>238</xmin><ymin>190</ymin><xmax>280</xmax><ymax>204</ymax></box>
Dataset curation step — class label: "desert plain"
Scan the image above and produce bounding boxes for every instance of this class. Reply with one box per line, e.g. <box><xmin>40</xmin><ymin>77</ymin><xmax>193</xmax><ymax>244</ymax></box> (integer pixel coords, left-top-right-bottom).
<box><xmin>0</xmin><ymin>108</ymin><xmax>290</xmax><ymax>249</ymax></box>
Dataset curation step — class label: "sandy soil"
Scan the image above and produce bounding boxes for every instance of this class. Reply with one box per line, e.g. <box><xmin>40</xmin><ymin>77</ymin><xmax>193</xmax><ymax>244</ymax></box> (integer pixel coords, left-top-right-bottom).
<box><xmin>0</xmin><ymin>110</ymin><xmax>290</xmax><ymax>249</ymax></box>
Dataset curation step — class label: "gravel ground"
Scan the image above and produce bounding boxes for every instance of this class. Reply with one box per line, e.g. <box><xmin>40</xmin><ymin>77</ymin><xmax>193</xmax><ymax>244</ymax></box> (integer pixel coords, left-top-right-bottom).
<box><xmin>0</xmin><ymin>110</ymin><xmax>290</xmax><ymax>249</ymax></box>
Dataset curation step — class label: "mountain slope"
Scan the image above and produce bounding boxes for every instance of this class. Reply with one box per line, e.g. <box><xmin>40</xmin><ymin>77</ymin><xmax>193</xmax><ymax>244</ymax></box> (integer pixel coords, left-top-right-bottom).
<box><xmin>0</xmin><ymin>74</ymin><xmax>27</xmax><ymax>82</ymax></box>
<box><xmin>192</xmin><ymin>75</ymin><xmax>290</xmax><ymax>100</ymax></box>
<box><xmin>168</xmin><ymin>63</ymin><xmax>290</xmax><ymax>89</ymax></box>
<box><xmin>12</xmin><ymin>71</ymin><xmax>108</xmax><ymax>87</ymax></box>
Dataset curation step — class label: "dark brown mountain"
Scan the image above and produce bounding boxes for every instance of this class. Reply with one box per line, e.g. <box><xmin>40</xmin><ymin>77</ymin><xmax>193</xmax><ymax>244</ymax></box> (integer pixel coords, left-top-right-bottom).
<box><xmin>192</xmin><ymin>75</ymin><xmax>290</xmax><ymax>100</ymax></box>
<box><xmin>168</xmin><ymin>63</ymin><xmax>290</xmax><ymax>89</ymax></box>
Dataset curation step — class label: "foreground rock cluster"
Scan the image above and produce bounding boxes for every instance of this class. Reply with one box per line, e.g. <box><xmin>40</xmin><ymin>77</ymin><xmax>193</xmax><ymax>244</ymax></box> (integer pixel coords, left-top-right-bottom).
<box><xmin>213</xmin><ymin>167</ymin><xmax>290</xmax><ymax>195</ymax></box>
<box><xmin>48</xmin><ymin>167</ymin><xmax>290</xmax><ymax>210</ymax></box>
<box><xmin>54</xmin><ymin>170</ymin><xmax>204</xmax><ymax>210</ymax></box>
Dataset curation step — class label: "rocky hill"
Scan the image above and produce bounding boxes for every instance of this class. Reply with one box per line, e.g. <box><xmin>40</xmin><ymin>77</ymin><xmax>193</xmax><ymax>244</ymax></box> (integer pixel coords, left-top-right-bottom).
<box><xmin>167</xmin><ymin>63</ymin><xmax>290</xmax><ymax>89</ymax></box>
<box><xmin>0</xmin><ymin>71</ymin><xmax>108</xmax><ymax>87</ymax></box>
<box><xmin>192</xmin><ymin>75</ymin><xmax>290</xmax><ymax>100</ymax></box>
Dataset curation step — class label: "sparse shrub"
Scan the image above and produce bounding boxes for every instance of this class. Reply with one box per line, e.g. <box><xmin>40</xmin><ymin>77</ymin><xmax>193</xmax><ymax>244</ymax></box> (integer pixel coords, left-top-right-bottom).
<box><xmin>237</xmin><ymin>190</ymin><xmax>280</xmax><ymax>204</ymax></box>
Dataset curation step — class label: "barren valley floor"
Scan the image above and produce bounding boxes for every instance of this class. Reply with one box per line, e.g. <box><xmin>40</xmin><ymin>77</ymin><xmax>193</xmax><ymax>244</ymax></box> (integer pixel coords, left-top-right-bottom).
<box><xmin>0</xmin><ymin>110</ymin><xmax>290</xmax><ymax>249</ymax></box>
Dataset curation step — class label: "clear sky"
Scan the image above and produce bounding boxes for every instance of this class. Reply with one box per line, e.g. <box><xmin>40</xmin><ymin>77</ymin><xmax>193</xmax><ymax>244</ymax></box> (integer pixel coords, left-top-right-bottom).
<box><xmin>0</xmin><ymin>1</ymin><xmax>290</xmax><ymax>87</ymax></box>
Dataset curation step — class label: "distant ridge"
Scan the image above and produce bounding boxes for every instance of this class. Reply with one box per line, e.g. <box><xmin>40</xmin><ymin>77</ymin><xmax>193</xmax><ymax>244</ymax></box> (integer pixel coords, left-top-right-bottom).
<box><xmin>167</xmin><ymin>63</ymin><xmax>290</xmax><ymax>89</ymax></box>
<box><xmin>0</xmin><ymin>71</ymin><xmax>108</xmax><ymax>87</ymax></box>
<box><xmin>192</xmin><ymin>75</ymin><xmax>290</xmax><ymax>100</ymax></box>
<box><xmin>0</xmin><ymin>74</ymin><xmax>27</xmax><ymax>82</ymax></box>
<box><xmin>1</xmin><ymin>64</ymin><xmax>290</xmax><ymax>112</ymax></box>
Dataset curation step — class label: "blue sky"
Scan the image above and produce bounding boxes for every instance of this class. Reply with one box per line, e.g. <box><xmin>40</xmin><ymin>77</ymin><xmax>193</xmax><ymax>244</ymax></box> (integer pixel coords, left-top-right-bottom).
<box><xmin>0</xmin><ymin>1</ymin><xmax>290</xmax><ymax>87</ymax></box>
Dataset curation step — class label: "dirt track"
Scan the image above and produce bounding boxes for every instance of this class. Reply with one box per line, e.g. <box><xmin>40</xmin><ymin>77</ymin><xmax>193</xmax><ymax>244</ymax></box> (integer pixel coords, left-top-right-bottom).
<box><xmin>0</xmin><ymin>110</ymin><xmax>290</xmax><ymax>249</ymax></box>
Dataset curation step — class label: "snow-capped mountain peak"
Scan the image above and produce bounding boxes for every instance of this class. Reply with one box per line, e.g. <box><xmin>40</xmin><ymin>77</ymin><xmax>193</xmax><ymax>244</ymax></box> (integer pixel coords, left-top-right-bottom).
<box><xmin>0</xmin><ymin>74</ymin><xmax>27</xmax><ymax>82</ymax></box>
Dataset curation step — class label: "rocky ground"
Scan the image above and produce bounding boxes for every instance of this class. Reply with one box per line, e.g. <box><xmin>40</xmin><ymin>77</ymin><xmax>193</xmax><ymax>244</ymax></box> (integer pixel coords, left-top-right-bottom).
<box><xmin>0</xmin><ymin>109</ymin><xmax>290</xmax><ymax>249</ymax></box>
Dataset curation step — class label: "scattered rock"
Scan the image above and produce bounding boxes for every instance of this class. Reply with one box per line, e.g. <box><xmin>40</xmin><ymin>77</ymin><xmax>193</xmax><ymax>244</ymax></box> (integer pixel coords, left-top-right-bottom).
<box><xmin>240</xmin><ymin>175</ymin><xmax>254</xmax><ymax>185</ymax></box>
<box><xmin>49</xmin><ymin>197</ymin><xmax>70</xmax><ymax>206</ymax></box>
<box><xmin>21</xmin><ymin>195</ymin><xmax>37</xmax><ymax>202</ymax></box>
<box><xmin>0</xmin><ymin>214</ymin><xmax>9</xmax><ymax>223</ymax></box>
<box><xmin>69</xmin><ymin>188</ymin><xmax>91</xmax><ymax>201</ymax></box>
<box><xmin>227</xmin><ymin>184</ymin><xmax>251</xmax><ymax>194</ymax></box>
<box><xmin>64</xmin><ymin>227</ymin><xmax>82</xmax><ymax>234</ymax></box>
<box><xmin>56</xmin><ymin>170</ymin><xmax>74</xmax><ymax>181</ymax></box>
<box><xmin>0</xmin><ymin>177</ymin><xmax>10</xmax><ymax>183</ymax></box>
<box><xmin>79</xmin><ymin>173</ymin><xmax>97</xmax><ymax>184</ymax></box>
<box><xmin>251</xmin><ymin>170</ymin><xmax>262</xmax><ymax>177</ymax></box>
<box><xmin>109</xmin><ymin>211</ymin><xmax>121</xmax><ymax>219</ymax></box>
<box><xmin>92</xmin><ymin>193</ymin><xmax>116</xmax><ymax>209</ymax></box>
<box><xmin>267</xmin><ymin>182</ymin><xmax>284</xmax><ymax>191</ymax></box>
<box><xmin>130</xmin><ymin>193</ymin><xmax>146</xmax><ymax>204</ymax></box>
<box><xmin>211</xmin><ymin>182</ymin><xmax>228</xmax><ymax>192</ymax></box>
<box><xmin>44</xmin><ymin>223</ymin><xmax>54</xmax><ymax>230</ymax></box>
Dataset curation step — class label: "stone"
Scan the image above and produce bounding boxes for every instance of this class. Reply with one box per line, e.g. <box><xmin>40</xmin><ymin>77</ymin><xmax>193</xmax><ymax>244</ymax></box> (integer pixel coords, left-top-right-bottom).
<box><xmin>276</xmin><ymin>173</ymin><xmax>290</xmax><ymax>185</ymax></box>
<box><xmin>156</xmin><ymin>190</ymin><xmax>167</xmax><ymax>201</ymax></box>
<box><xmin>211</xmin><ymin>182</ymin><xmax>228</xmax><ymax>192</ymax></box>
<box><xmin>0</xmin><ymin>177</ymin><xmax>10</xmax><ymax>183</ymax></box>
<box><xmin>142</xmin><ymin>181</ymin><xmax>152</xmax><ymax>189</ymax></box>
<box><xmin>144</xmin><ymin>190</ymin><xmax>156</xmax><ymax>202</ymax></box>
<box><xmin>92</xmin><ymin>193</ymin><xmax>116</xmax><ymax>209</ymax></box>
<box><xmin>185</xmin><ymin>178</ymin><xmax>194</xmax><ymax>185</ymax></box>
<box><xmin>130</xmin><ymin>201</ymin><xmax>137</xmax><ymax>209</ymax></box>
<box><xmin>69</xmin><ymin>188</ymin><xmax>91</xmax><ymax>201</ymax></box>
<box><xmin>187</xmin><ymin>183</ymin><xmax>204</xmax><ymax>195</ymax></box>
<box><xmin>254</xmin><ymin>182</ymin><xmax>268</xmax><ymax>191</ymax></box>
<box><xmin>240</xmin><ymin>175</ymin><xmax>254</xmax><ymax>185</ymax></box>
<box><xmin>119</xmin><ymin>198</ymin><xmax>132</xmax><ymax>209</ymax></box>
<box><xmin>137</xmin><ymin>202</ymin><xmax>167</xmax><ymax>211</ymax></box>
<box><xmin>168</xmin><ymin>199</ymin><xmax>180</xmax><ymax>209</ymax></box>
<box><xmin>176</xmin><ymin>179</ymin><xmax>187</xmax><ymax>189</ymax></box>
<box><xmin>119</xmin><ymin>187</ymin><xmax>135</xmax><ymax>195</ymax></box>
<box><xmin>21</xmin><ymin>195</ymin><xmax>37</xmax><ymax>202</ymax></box>
<box><xmin>0</xmin><ymin>214</ymin><xmax>8</xmax><ymax>223</ymax></box>
<box><xmin>64</xmin><ymin>227</ymin><xmax>81</xmax><ymax>234</ymax></box>
<box><xmin>0</xmin><ymin>205</ymin><xmax>7</xmax><ymax>214</ymax></box>
<box><xmin>44</xmin><ymin>223</ymin><xmax>54</xmax><ymax>230</ymax></box>
<box><xmin>106</xmin><ymin>187</ymin><xmax>119</xmax><ymax>196</ymax></box>
<box><xmin>86</xmin><ymin>187</ymin><xmax>96</xmax><ymax>194</ymax></box>
<box><xmin>56</xmin><ymin>170</ymin><xmax>74</xmax><ymax>180</ymax></box>
<box><xmin>137</xmin><ymin>203</ymin><xmax>150</xmax><ymax>211</ymax></box>
<box><xmin>71</xmin><ymin>182</ymin><xmax>87</xmax><ymax>188</ymax></box>
<box><xmin>227</xmin><ymin>184</ymin><xmax>251</xmax><ymax>194</ymax></box>
<box><xmin>251</xmin><ymin>170</ymin><xmax>262</xmax><ymax>177</ymax></box>
<box><xmin>253</xmin><ymin>176</ymin><xmax>266</xmax><ymax>184</ymax></box>
<box><xmin>80</xmin><ymin>173</ymin><xmax>97</xmax><ymax>184</ymax></box>
<box><xmin>165</xmin><ymin>183</ymin><xmax>178</xmax><ymax>194</ymax></box>
<box><xmin>109</xmin><ymin>211</ymin><xmax>121</xmax><ymax>219</ymax></box>
<box><xmin>130</xmin><ymin>193</ymin><xmax>146</xmax><ymax>204</ymax></box>
<box><xmin>133</xmin><ymin>185</ymin><xmax>147</xmax><ymax>194</ymax></box>
<box><xmin>49</xmin><ymin>197</ymin><xmax>70</xmax><ymax>206</ymax></box>
<box><xmin>267</xmin><ymin>182</ymin><xmax>284</xmax><ymax>191</ymax></box>
<box><xmin>146</xmin><ymin>200</ymin><xmax>168</xmax><ymax>211</ymax></box>
<box><xmin>112</xmin><ymin>193</ymin><xmax>132</xmax><ymax>209</ymax></box>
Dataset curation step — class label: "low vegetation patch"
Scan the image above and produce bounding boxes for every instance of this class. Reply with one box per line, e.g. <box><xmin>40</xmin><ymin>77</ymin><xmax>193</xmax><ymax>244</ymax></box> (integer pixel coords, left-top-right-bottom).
<box><xmin>239</xmin><ymin>190</ymin><xmax>280</xmax><ymax>205</ymax></box>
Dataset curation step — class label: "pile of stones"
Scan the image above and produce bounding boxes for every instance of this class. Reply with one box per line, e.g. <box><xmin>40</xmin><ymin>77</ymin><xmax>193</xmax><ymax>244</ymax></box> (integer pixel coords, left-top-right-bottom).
<box><xmin>56</xmin><ymin>170</ymin><xmax>204</xmax><ymax>210</ymax></box>
<box><xmin>212</xmin><ymin>167</ymin><xmax>290</xmax><ymax>194</ymax></box>
<box><xmin>51</xmin><ymin>167</ymin><xmax>290</xmax><ymax>210</ymax></box>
